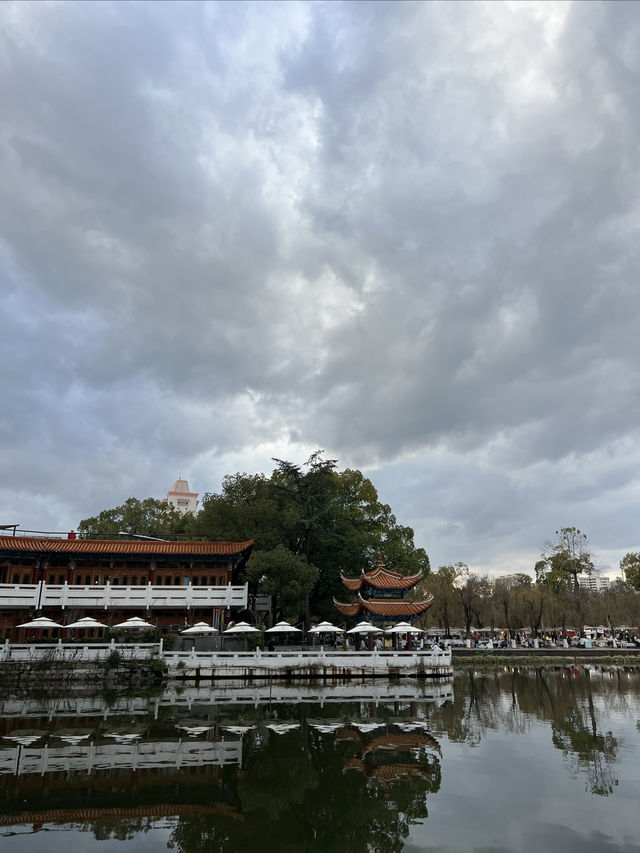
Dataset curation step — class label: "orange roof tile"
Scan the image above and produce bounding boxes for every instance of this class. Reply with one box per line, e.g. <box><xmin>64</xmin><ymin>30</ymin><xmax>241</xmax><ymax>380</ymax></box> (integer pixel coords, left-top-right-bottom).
<box><xmin>0</xmin><ymin>536</ymin><xmax>254</xmax><ymax>557</ymax></box>
<box><xmin>364</xmin><ymin>732</ymin><xmax>441</xmax><ymax>755</ymax></box>
<box><xmin>340</xmin><ymin>565</ymin><xmax>422</xmax><ymax>591</ymax></box>
<box><xmin>359</xmin><ymin>594</ymin><xmax>433</xmax><ymax>617</ymax></box>
<box><xmin>333</xmin><ymin>598</ymin><xmax>362</xmax><ymax>617</ymax></box>
<box><xmin>333</xmin><ymin>594</ymin><xmax>434</xmax><ymax>618</ymax></box>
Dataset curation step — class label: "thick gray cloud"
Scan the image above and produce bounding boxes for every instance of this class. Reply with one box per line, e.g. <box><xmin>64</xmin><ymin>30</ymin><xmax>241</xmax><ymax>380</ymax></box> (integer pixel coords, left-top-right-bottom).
<box><xmin>1</xmin><ymin>1</ymin><xmax>639</xmax><ymax>574</ymax></box>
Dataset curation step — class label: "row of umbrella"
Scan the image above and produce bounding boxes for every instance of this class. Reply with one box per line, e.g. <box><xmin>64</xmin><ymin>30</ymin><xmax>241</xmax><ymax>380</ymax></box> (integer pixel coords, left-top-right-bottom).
<box><xmin>202</xmin><ymin>619</ymin><xmax>426</xmax><ymax>636</ymax></box>
<box><xmin>16</xmin><ymin>617</ymin><xmax>427</xmax><ymax>635</ymax></box>
<box><xmin>17</xmin><ymin>616</ymin><xmax>154</xmax><ymax>630</ymax></box>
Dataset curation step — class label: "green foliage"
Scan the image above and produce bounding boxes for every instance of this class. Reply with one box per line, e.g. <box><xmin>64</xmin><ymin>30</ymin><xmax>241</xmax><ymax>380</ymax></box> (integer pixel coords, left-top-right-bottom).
<box><xmin>149</xmin><ymin>658</ymin><xmax>167</xmax><ymax>676</ymax></box>
<box><xmin>194</xmin><ymin>452</ymin><xmax>430</xmax><ymax>623</ymax></box>
<box><xmin>78</xmin><ymin>497</ymin><xmax>191</xmax><ymax>537</ymax></box>
<box><xmin>105</xmin><ymin>649</ymin><xmax>122</xmax><ymax>668</ymax></box>
<box><xmin>456</xmin><ymin>570</ymin><xmax>492</xmax><ymax>637</ymax></box>
<box><xmin>246</xmin><ymin>545</ymin><xmax>318</xmax><ymax>620</ymax></box>
<box><xmin>77</xmin><ymin>452</ymin><xmax>431</xmax><ymax>627</ymax></box>
<box><xmin>537</xmin><ymin>527</ymin><xmax>594</xmax><ymax>594</ymax></box>
<box><xmin>620</xmin><ymin>553</ymin><xmax>640</xmax><ymax>590</ymax></box>
<box><xmin>419</xmin><ymin>564</ymin><xmax>464</xmax><ymax>636</ymax></box>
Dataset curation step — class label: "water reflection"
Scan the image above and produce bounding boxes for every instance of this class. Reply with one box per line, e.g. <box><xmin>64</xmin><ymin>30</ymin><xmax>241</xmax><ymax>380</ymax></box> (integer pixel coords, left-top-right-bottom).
<box><xmin>0</xmin><ymin>668</ymin><xmax>638</xmax><ymax>852</ymax></box>
<box><xmin>431</xmin><ymin>667</ymin><xmax>635</xmax><ymax>797</ymax></box>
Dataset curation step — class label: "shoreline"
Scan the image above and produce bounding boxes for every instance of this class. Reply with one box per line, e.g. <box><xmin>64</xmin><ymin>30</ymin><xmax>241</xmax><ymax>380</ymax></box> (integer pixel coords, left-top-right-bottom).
<box><xmin>452</xmin><ymin>646</ymin><xmax>640</xmax><ymax>668</ymax></box>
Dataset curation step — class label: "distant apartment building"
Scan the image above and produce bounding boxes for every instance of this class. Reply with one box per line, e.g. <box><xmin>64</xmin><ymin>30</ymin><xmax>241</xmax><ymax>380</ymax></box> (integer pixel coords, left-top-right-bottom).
<box><xmin>579</xmin><ymin>571</ymin><xmax>612</xmax><ymax>592</ymax></box>
<box><xmin>163</xmin><ymin>478</ymin><xmax>199</xmax><ymax>515</ymax></box>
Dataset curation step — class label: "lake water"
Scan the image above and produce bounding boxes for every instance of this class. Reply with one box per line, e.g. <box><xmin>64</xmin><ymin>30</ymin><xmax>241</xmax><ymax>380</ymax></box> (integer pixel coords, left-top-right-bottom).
<box><xmin>0</xmin><ymin>667</ymin><xmax>639</xmax><ymax>853</ymax></box>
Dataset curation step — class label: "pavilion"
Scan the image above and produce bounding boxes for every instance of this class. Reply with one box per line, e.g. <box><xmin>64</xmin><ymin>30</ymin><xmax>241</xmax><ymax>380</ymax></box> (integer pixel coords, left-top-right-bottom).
<box><xmin>333</xmin><ymin>554</ymin><xmax>434</xmax><ymax>624</ymax></box>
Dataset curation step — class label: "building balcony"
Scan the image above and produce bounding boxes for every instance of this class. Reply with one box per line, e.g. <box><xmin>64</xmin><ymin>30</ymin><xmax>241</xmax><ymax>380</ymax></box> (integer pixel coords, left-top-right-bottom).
<box><xmin>0</xmin><ymin>581</ymin><xmax>248</xmax><ymax>611</ymax></box>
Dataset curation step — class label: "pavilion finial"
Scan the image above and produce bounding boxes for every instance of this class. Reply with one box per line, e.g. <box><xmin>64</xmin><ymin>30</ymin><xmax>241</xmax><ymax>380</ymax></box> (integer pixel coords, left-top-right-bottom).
<box><xmin>377</xmin><ymin>552</ymin><xmax>383</xmax><ymax>567</ymax></box>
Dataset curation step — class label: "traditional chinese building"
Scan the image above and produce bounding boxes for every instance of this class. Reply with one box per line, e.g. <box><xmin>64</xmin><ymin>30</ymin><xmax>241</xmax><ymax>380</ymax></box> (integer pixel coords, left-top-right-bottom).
<box><xmin>333</xmin><ymin>555</ymin><xmax>433</xmax><ymax>623</ymax></box>
<box><xmin>0</xmin><ymin>534</ymin><xmax>253</xmax><ymax>639</ymax></box>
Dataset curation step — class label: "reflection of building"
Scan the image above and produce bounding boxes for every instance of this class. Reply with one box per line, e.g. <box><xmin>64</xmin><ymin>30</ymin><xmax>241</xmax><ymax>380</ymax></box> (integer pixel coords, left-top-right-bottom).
<box><xmin>335</xmin><ymin>726</ymin><xmax>441</xmax><ymax>791</ymax></box>
<box><xmin>0</xmin><ymin>535</ymin><xmax>253</xmax><ymax>637</ymax></box>
<box><xmin>333</xmin><ymin>554</ymin><xmax>433</xmax><ymax>622</ymax></box>
<box><xmin>0</xmin><ymin>737</ymin><xmax>241</xmax><ymax>776</ymax></box>
<box><xmin>163</xmin><ymin>478</ymin><xmax>199</xmax><ymax>515</ymax></box>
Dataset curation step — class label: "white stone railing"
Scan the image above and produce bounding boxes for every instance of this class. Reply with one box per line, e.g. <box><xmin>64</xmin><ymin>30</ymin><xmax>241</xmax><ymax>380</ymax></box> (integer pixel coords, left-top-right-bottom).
<box><xmin>163</xmin><ymin>647</ymin><xmax>453</xmax><ymax>673</ymax></box>
<box><xmin>0</xmin><ymin>641</ymin><xmax>159</xmax><ymax>662</ymax></box>
<box><xmin>0</xmin><ymin>581</ymin><xmax>248</xmax><ymax>610</ymax></box>
<box><xmin>0</xmin><ymin>642</ymin><xmax>452</xmax><ymax>673</ymax></box>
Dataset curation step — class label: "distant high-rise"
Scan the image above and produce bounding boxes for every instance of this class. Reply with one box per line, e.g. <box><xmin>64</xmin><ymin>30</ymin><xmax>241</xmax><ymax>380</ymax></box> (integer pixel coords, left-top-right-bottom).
<box><xmin>579</xmin><ymin>570</ymin><xmax>612</xmax><ymax>592</ymax></box>
<box><xmin>163</xmin><ymin>478</ymin><xmax>199</xmax><ymax>515</ymax></box>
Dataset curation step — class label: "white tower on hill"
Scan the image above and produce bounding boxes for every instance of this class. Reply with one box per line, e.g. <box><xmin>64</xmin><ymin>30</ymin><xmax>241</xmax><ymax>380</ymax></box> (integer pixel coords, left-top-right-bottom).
<box><xmin>164</xmin><ymin>478</ymin><xmax>199</xmax><ymax>515</ymax></box>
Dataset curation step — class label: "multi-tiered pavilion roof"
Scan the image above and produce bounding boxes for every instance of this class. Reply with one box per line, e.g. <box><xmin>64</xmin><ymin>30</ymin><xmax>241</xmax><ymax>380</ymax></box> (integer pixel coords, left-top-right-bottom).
<box><xmin>333</xmin><ymin>554</ymin><xmax>433</xmax><ymax>621</ymax></box>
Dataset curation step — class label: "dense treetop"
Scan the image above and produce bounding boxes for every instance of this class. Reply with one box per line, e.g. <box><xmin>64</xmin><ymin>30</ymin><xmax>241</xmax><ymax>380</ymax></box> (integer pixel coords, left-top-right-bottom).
<box><xmin>79</xmin><ymin>453</ymin><xmax>430</xmax><ymax>624</ymax></box>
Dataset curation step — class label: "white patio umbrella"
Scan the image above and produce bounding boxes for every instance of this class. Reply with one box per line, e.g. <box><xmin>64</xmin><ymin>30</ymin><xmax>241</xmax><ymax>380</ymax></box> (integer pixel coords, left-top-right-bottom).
<box><xmin>350</xmin><ymin>720</ymin><xmax>386</xmax><ymax>732</ymax></box>
<box><xmin>307</xmin><ymin>719</ymin><xmax>345</xmax><ymax>733</ymax></box>
<box><xmin>176</xmin><ymin>722</ymin><xmax>213</xmax><ymax>737</ymax></box>
<box><xmin>3</xmin><ymin>730</ymin><xmax>47</xmax><ymax>746</ymax></box>
<box><xmin>64</xmin><ymin>616</ymin><xmax>108</xmax><ymax>629</ymax></box>
<box><xmin>385</xmin><ymin>621</ymin><xmax>424</xmax><ymax>634</ymax></box>
<box><xmin>52</xmin><ymin>729</ymin><xmax>93</xmax><ymax>745</ymax></box>
<box><xmin>181</xmin><ymin>622</ymin><xmax>217</xmax><ymax>635</ymax></box>
<box><xmin>266</xmin><ymin>722</ymin><xmax>300</xmax><ymax>734</ymax></box>
<box><xmin>265</xmin><ymin>621</ymin><xmax>302</xmax><ymax>634</ymax></box>
<box><xmin>223</xmin><ymin>621</ymin><xmax>261</xmax><ymax>634</ymax></box>
<box><xmin>113</xmin><ymin>616</ymin><xmax>154</xmax><ymax>629</ymax></box>
<box><xmin>221</xmin><ymin>723</ymin><xmax>256</xmax><ymax>735</ymax></box>
<box><xmin>308</xmin><ymin>621</ymin><xmax>343</xmax><ymax>634</ymax></box>
<box><xmin>105</xmin><ymin>732</ymin><xmax>142</xmax><ymax>743</ymax></box>
<box><xmin>17</xmin><ymin>616</ymin><xmax>63</xmax><ymax>629</ymax></box>
<box><xmin>347</xmin><ymin>621</ymin><xmax>383</xmax><ymax>634</ymax></box>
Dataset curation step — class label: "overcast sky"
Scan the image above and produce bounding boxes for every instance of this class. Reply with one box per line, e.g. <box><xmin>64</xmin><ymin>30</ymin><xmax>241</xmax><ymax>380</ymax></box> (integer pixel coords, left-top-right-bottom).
<box><xmin>1</xmin><ymin>0</ymin><xmax>639</xmax><ymax>577</ymax></box>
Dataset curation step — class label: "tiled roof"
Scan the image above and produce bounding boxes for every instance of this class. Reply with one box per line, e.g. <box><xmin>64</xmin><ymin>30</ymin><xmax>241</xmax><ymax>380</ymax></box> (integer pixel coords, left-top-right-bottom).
<box><xmin>340</xmin><ymin>568</ymin><xmax>422</xmax><ymax>591</ymax></box>
<box><xmin>359</xmin><ymin>594</ymin><xmax>434</xmax><ymax>617</ymax></box>
<box><xmin>0</xmin><ymin>536</ymin><xmax>254</xmax><ymax>557</ymax></box>
<box><xmin>343</xmin><ymin>759</ymin><xmax>433</xmax><ymax>785</ymax></box>
<box><xmin>332</xmin><ymin>594</ymin><xmax>434</xmax><ymax>618</ymax></box>
<box><xmin>333</xmin><ymin>598</ymin><xmax>361</xmax><ymax>617</ymax></box>
<box><xmin>363</xmin><ymin>732</ymin><xmax>441</xmax><ymax>755</ymax></box>
<box><xmin>0</xmin><ymin>802</ymin><xmax>243</xmax><ymax>827</ymax></box>
<box><xmin>333</xmin><ymin>594</ymin><xmax>434</xmax><ymax>618</ymax></box>
<box><xmin>367</xmin><ymin>763</ymin><xmax>433</xmax><ymax>785</ymax></box>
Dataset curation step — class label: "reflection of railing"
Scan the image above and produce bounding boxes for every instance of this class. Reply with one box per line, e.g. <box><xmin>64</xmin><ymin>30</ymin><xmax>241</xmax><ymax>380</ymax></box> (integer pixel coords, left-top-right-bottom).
<box><xmin>0</xmin><ymin>581</ymin><xmax>248</xmax><ymax>610</ymax></box>
<box><xmin>0</xmin><ymin>680</ymin><xmax>455</xmax><ymax>720</ymax></box>
<box><xmin>0</xmin><ymin>739</ymin><xmax>242</xmax><ymax>776</ymax></box>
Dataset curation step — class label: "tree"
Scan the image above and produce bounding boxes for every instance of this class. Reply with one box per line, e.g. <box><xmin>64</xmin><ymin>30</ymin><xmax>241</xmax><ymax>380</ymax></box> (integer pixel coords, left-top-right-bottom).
<box><xmin>245</xmin><ymin>545</ymin><xmax>319</xmax><ymax>621</ymax></box>
<box><xmin>454</xmin><ymin>567</ymin><xmax>492</xmax><ymax>638</ymax></box>
<box><xmin>538</xmin><ymin>527</ymin><xmax>594</xmax><ymax>592</ymax></box>
<box><xmin>78</xmin><ymin>497</ymin><xmax>189</xmax><ymax>537</ymax></box>
<box><xmin>193</xmin><ymin>473</ymin><xmax>282</xmax><ymax>548</ymax></box>
<box><xmin>419</xmin><ymin>564</ymin><xmax>462</xmax><ymax>636</ymax></box>
<box><xmin>194</xmin><ymin>452</ymin><xmax>431</xmax><ymax>625</ymax></box>
<box><xmin>620</xmin><ymin>553</ymin><xmax>640</xmax><ymax>590</ymax></box>
<box><xmin>79</xmin><ymin>453</ymin><xmax>431</xmax><ymax>627</ymax></box>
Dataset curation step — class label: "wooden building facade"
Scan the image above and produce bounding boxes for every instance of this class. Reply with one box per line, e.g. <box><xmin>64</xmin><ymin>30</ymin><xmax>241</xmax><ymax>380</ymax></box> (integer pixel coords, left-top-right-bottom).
<box><xmin>0</xmin><ymin>535</ymin><xmax>254</xmax><ymax>638</ymax></box>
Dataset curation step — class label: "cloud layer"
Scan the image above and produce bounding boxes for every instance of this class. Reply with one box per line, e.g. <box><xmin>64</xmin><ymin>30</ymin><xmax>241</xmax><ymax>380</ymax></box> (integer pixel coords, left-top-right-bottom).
<box><xmin>1</xmin><ymin>1</ymin><xmax>639</xmax><ymax>574</ymax></box>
